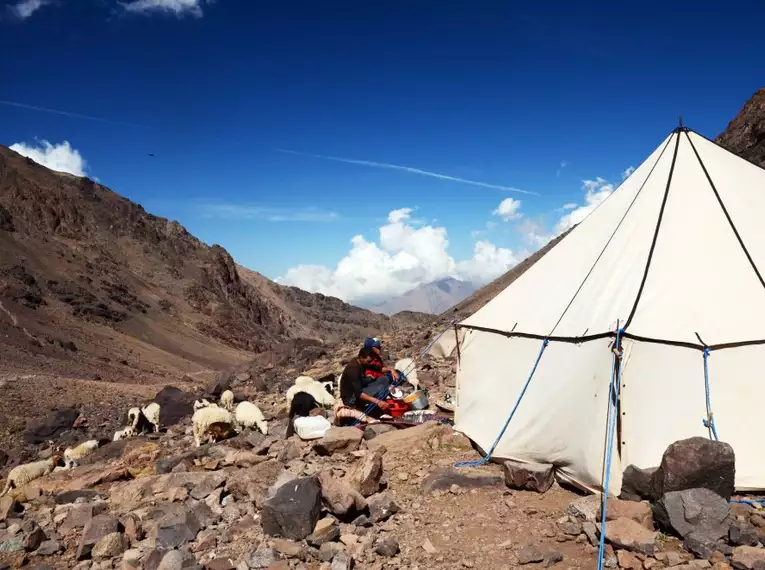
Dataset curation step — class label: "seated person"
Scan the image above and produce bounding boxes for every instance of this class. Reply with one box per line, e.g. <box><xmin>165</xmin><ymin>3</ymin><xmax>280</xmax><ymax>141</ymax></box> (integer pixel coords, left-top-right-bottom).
<box><xmin>363</xmin><ymin>337</ymin><xmax>400</xmax><ymax>383</ymax></box>
<box><xmin>340</xmin><ymin>347</ymin><xmax>393</xmax><ymax>419</ymax></box>
<box><xmin>286</xmin><ymin>392</ymin><xmax>332</xmax><ymax>439</ymax></box>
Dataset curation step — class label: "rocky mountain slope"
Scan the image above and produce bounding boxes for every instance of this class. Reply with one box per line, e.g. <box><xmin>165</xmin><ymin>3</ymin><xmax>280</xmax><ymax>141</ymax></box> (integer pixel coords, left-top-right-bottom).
<box><xmin>366</xmin><ymin>278</ymin><xmax>476</xmax><ymax>316</ymax></box>
<box><xmin>0</xmin><ymin>145</ymin><xmax>418</xmax><ymax>386</ymax></box>
<box><xmin>717</xmin><ymin>87</ymin><xmax>765</xmax><ymax>167</ymax></box>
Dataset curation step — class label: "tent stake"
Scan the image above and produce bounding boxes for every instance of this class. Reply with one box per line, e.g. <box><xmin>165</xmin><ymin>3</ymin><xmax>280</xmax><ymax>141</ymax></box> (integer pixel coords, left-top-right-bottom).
<box><xmin>454</xmin><ymin>324</ymin><xmax>462</xmax><ymax>364</ymax></box>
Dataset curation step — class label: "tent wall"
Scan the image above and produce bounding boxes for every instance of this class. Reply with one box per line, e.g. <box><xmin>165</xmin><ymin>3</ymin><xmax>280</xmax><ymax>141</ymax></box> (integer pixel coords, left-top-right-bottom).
<box><xmin>455</xmin><ymin>331</ymin><xmax>622</xmax><ymax>494</ymax></box>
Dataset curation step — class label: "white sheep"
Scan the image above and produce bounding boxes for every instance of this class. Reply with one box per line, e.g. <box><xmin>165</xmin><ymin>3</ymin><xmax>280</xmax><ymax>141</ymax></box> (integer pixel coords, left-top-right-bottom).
<box><xmin>128</xmin><ymin>402</ymin><xmax>161</xmax><ymax>434</ymax></box>
<box><xmin>234</xmin><ymin>401</ymin><xmax>268</xmax><ymax>435</ymax></box>
<box><xmin>192</xmin><ymin>406</ymin><xmax>236</xmax><ymax>447</ymax></box>
<box><xmin>286</xmin><ymin>375</ymin><xmax>336</xmax><ymax>407</ymax></box>
<box><xmin>113</xmin><ymin>425</ymin><xmax>135</xmax><ymax>441</ymax></box>
<box><xmin>194</xmin><ymin>399</ymin><xmax>218</xmax><ymax>411</ymax></box>
<box><xmin>1</xmin><ymin>455</ymin><xmax>65</xmax><ymax>497</ymax></box>
<box><xmin>63</xmin><ymin>440</ymin><xmax>100</xmax><ymax>469</ymax></box>
<box><xmin>220</xmin><ymin>390</ymin><xmax>235</xmax><ymax>412</ymax></box>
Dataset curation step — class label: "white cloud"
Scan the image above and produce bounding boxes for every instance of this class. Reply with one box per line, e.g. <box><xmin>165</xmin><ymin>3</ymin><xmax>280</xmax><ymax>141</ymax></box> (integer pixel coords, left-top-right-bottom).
<box><xmin>554</xmin><ymin>177</ymin><xmax>615</xmax><ymax>234</ymax></box>
<box><xmin>120</xmin><ymin>0</ymin><xmax>210</xmax><ymax>17</ymax></box>
<box><xmin>493</xmin><ymin>197</ymin><xmax>523</xmax><ymax>222</ymax></box>
<box><xmin>278</xmin><ymin>208</ymin><xmax>520</xmax><ymax>303</ymax></box>
<box><xmin>621</xmin><ymin>166</ymin><xmax>635</xmax><ymax>180</ymax></box>
<box><xmin>197</xmin><ymin>204</ymin><xmax>339</xmax><ymax>222</ymax></box>
<box><xmin>10</xmin><ymin>140</ymin><xmax>88</xmax><ymax>177</ymax></box>
<box><xmin>557</xmin><ymin>160</ymin><xmax>570</xmax><ymax>177</ymax></box>
<box><xmin>9</xmin><ymin>0</ymin><xmax>49</xmax><ymax>20</ymax></box>
<box><xmin>562</xmin><ymin>203</ymin><xmax>577</xmax><ymax>210</ymax></box>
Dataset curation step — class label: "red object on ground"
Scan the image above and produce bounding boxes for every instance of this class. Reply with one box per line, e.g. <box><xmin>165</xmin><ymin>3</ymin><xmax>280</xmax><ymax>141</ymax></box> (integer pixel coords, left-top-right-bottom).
<box><xmin>385</xmin><ymin>400</ymin><xmax>408</xmax><ymax>418</ymax></box>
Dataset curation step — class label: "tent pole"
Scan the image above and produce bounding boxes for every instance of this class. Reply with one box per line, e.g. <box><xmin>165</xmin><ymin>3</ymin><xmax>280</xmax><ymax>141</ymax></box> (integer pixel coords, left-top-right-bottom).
<box><xmin>454</xmin><ymin>324</ymin><xmax>462</xmax><ymax>364</ymax></box>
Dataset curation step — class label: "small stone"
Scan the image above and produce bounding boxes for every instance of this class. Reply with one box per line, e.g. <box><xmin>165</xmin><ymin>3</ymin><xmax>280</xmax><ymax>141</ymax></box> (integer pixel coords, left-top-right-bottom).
<box><xmin>543</xmin><ymin>551</ymin><xmax>564</xmax><ymax>568</ymax></box>
<box><xmin>518</xmin><ymin>544</ymin><xmax>545</xmax><ymax>564</ymax></box>
<box><xmin>617</xmin><ymin>550</ymin><xmax>643</xmax><ymax>570</ymax></box>
<box><xmin>559</xmin><ymin>520</ymin><xmax>583</xmax><ymax>536</ymax></box>
<box><xmin>319</xmin><ymin>542</ymin><xmax>344</xmax><ymax>562</ymax></box>
<box><xmin>314</xmin><ymin>427</ymin><xmax>364</xmax><ymax>456</ymax></box>
<box><xmin>156</xmin><ymin>549</ymin><xmax>184</xmax><ymax>570</ymax></box>
<box><xmin>422</xmin><ymin>539</ymin><xmax>437</xmax><ymax>554</ymax></box>
<box><xmin>375</xmin><ymin>537</ymin><xmax>399</xmax><ymax>557</ymax></box>
<box><xmin>340</xmin><ymin>534</ymin><xmax>358</xmax><ymax>547</ymax></box>
<box><xmin>368</xmin><ymin>493</ymin><xmax>400</xmax><ymax>523</ymax></box>
<box><xmin>36</xmin><ymin>540</ymin><xmax>61</xmax><ymax>556</ymax></box>
<box><xmin>504</xmin><ymin>460</ymin><xmax>555</xmax><ymax>493</ymax></box>
<box><xmin>307</xmin><ymin>517</ymin><xmax>340</xmax><ymax>547</ymax></box>
<box><xmin>246</xmin><ymin>546</ymin><xmax>278</xmax><ymax>568</ymax></box>
<box><xmin>463</xmin><ymin>560</ymin><xmax>476</xmax><ymax>568</ymax></box>
<box><xmin>0</xmin><ymin>496</ymin><xmax>21</xmax><ymax>523</ymax></box>
<box><xmin>599</xmin><ymin>517</ymin><xmax>657</xmax><ymax>555</ymax></box>
<box><xmin>731</xmin><ymin>546</ymin><xmax>765</xmax><ymax>570</ymax></box>
<box><xmin>330</xmin><ymin>551</ymin><xmax>353</xmax><ymax>570</ymax></box>
<box><xmin>750</xmin><ymin>515</ymin><xmax>765</xmax><ymax>528</ymax></box>
<box><xmin>23</xmin><ymin>525</ymin><xmax>46</xmax><ymax>551</ymax></box>
<box><xmin>272</xmin><ymin>538</ymin><xmax>305</xmax><ymax>559</ymax></box>
<box><xmin>92</xmin><ymin>532</ymin><xmax>128</xmax><ymax>560</ymax></box>
<box><xmin>730</xmin><ymin>522</ymin><xmax>759</xmax><ymax>547</ymax></box>
<box><xmin>397</xmin><ymin>472</ymin><xmax>409</xmax><ymax>482</ymax></box>
<box><xmin>0</xmin><ymin>536</ymin><xmax>23</xmax><ymax>553</ymax></box>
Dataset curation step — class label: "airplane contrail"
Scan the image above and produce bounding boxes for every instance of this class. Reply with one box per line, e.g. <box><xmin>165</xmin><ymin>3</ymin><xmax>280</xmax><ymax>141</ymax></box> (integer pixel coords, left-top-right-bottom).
<box><xmin>0</xmin><ymin>100</ymin><xmax>152</xmax><ymax>129</ymax></box>
<box><xmin>276</xmin><ymin>148</ymin><xmax>537</xmax><ymax>195</ymax></box>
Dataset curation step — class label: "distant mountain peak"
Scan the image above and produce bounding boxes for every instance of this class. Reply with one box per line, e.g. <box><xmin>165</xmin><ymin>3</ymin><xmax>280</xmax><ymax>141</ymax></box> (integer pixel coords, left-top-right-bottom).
<box><xmin>367</xmin><ymin>277</ymin><xmax>476</xmax><ymax>316</ymax></box>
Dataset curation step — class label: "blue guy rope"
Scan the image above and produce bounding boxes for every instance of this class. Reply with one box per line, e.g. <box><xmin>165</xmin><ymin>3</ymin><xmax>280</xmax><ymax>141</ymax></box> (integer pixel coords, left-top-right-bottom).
<box><xmin>597</xmin><ymin>328</ymin><xmax>625</xmax><ymax>570</ymax></box>
<box><xmin>701</xmin><ymin>347</ymin><xmax>719</xmax><ymax>441</ymax></box>
<box><xmin>454</xmin><ymin>337</ymin><xmax>549</xmax><ymax>469</ymax></box>
<box><xmin>350</xmin><ymin>319</ymin><xmax>457</xmax><ymax>426</ymax></box>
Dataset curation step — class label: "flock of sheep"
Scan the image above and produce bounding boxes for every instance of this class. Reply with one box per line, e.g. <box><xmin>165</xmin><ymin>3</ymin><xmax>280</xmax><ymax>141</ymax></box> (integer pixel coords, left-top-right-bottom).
<box><xmin>0</xmin><ymin>389</ymin><xmax>268</xmax><ymax>497</ymax></box>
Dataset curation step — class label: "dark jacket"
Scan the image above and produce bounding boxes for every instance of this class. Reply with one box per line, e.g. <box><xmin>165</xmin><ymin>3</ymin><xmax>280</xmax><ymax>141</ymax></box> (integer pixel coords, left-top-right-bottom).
<box><xmin>340</xmin><ymin>358</ymin><xmax>367</xmax><ymax>406</ymax></box>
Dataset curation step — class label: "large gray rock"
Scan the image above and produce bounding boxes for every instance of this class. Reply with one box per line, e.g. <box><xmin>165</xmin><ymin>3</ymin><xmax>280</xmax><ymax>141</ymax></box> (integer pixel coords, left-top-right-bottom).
<box><xmin>367</xmin><ymin>492</ymin><xmax>400</xmax><ymax>523</ymax></box>
<box><xmin>317</xmin><ymin>470</ymin><xmax>367</xmax><ymax>516</ymax></box>
<box><xmin>620</xmin><ymin>465</ymin><xmax>657</xmax><ymax>502</ymax></box>
<box><xmin>145</xmin><ymin>503</ymin><xmax>205</xmax><ymax>550</ymax></box>
<box><xmin>651</xmin><ymin>437</ymin><xmax>735</xmax><ymax>501</ymax></box>
<box><xmin>344</xmin><ymin>450</ymin><xmax>384</xmax><ymax>497</ymax></box>
<box><xmin>654</xmin><ymin>488</ymin><xmax>732</xmax><ymax>540</ymax></box>
<box><xmin>261</xmin><ymin>476</ymin><xmax>322</xmax><ymax>540</ymax></box>
<box><xmin>503</xmin><ymin>460</ymin><xmax>555</xmax><ymax>493</ymax></box>
<box><xmin>422</xmin><ymin>466</ymin><xmax>504</xmax><ymax>494</ymax></box>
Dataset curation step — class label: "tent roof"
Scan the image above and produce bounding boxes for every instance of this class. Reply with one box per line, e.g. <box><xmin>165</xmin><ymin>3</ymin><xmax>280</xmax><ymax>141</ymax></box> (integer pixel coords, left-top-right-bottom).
<box><xmin>460</xmin><ymin>127</ymin><xmax>765</xmax><ymax>350</ymax></box>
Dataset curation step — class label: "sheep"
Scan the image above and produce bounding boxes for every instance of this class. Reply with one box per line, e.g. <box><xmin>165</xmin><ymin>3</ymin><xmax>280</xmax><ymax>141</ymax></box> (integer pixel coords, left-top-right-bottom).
<box><xmin>127</xmin><ymin>402</ymin><xmax>161</xmax><ymax>434</ymax></box>
<box><xmin>234</xmin><ymin>401</ymin><xmax>268</xmax><ymax>435</ymax></box>
<box><xmin>286</xmin><ymin>375</ymin><xmax>336</xmax><ymax>407</ymax></box>
<box><xmin>63</xmin><ymin>440</ymin><xmax>100</xmax><ymax>469</ymax></box>
<box><xmin>193</xmin><ymin>399</ymin><xmax>218</xmax><ymax>411</ymax></box>
<box><xmin>192</xmin><ymin>406</ymin><xmax>236</xmax><ymax>447</ymax></box>
<box><xmin>394</xmin><ymin>358</ymin><xmax>419</xmax><ymax>389</ymax></box>
<box><xmin>1</xmin><ymin>455</ymin><xmax>65</xmax><ymax>497</ymax></box>
<box><xmin>113</xmin><ymin>425</ymin><xmax>135</xmax><ymax>441</ymax></box>
<box><xmin>220</xmin><ymin>390</ymin><xmax>235</xmax><ymax>412</ymax></box>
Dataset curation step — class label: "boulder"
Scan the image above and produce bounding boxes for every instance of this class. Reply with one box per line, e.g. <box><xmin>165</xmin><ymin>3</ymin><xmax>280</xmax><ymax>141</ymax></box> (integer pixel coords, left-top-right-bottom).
<box><xmin>261</xmin><ymin>476</ymin><xmax>322</xmax><ymax>540</ymax></box>
<box><xmin>110</xmin><ymin>471</ymin><xmax>226</xmax><ymax>511</ymax></box>
<box><xmin>597</xmin><ymin>498</ymin><xmax>654</xmax><ymax>530</ymax></box>
<box><xmin>422</xmin><ymin>466</ymin><xmax>504</xmax><ymax>494</ymax></box>
<box><xmin>598</xmin><ymin>517</ymin><xmax>658</xmax><ymax>555</ymax></box>
<box><xmin>246</xmin><ymin>546</ymin><xmax>278</xmax><ymax>568</ymax></box>
<box><xmin>375</xmin><ymin>536</ymin><xmax>400</xmax><ymax>557</ymax></box>
<box><xmin>620</xmin><ymin>465</ymin><xmax>658</xmax><ymax>502</ymax></box>
<box><xmin>317</xmin><ymin>470</ymin><xmax>367</xmax><ymax>516</ymax></box>
<box><xmin>24</xmin><ymin>407</ymin><xmax>79</xmax><ymax>444</ymax></box>
<box><xmin>313</xmin><ymin>427</ymin><xmax>364</xmax><ymax>456</ymax></box>
<box><xmin>366</xmin><ymin>420</ymin><xmax>452</xmax><ymax>453</ymax></box>
<box><xmin>76</xmin><ymin>514</ymin><xmax>121</xmax><ymax>560</ymax></box>
<box><xmin>156</xmin><ymin>549</ymin><xmax>185</xmax><ymax>570</ymax></box>
<box><xmin>153</xmin><ymin>386</ymin><xmax>195</xmax><ymax>427</ymax></box>
<box><xmin>367</xmin><ymin>492</ymin><xmax>400</xmax><ymax>523</ymax></box>
<box><xmin>503</xmin><ymin>460</ymin><xmax>555</xmax><ymax>493</ymax></box>
<box><xmin>654</xmin><ymin>488</ymin><xmax>732</xmax><ymax>540</ymax></box>
<box><xmin>518</xmin><ymin>544</ymin><xmax>545</xmax><ymax>564</ymax></box>
<box><xmin>344</xmin><ymin>451</ymin><xmax>384</xmax><ymax>497</ymax></box>
<box><xmin>683</xmin><ymin>532</ymin><xmax>726</xmax><ymax>560</ymax></box>
<box><xmin>35</xmin><ymin>540</ymin><xmax>61</xmax><ymax>557</ymax></box>
<box><xmin>651</xmin><ymin>438</ymin><xmax>735</xmax><ymax>501</ymax></box>
<box><xmin>23</xmin><ymin>525</ymin><xmax>46</xmax><ymax>551</ymax></box>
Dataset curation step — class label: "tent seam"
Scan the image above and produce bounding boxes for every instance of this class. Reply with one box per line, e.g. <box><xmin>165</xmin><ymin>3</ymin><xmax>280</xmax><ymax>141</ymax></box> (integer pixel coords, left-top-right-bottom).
<box><xmin>623</xmin><ymin>129</ymin><xmax>683</xmax><ymax>329</ymax></box>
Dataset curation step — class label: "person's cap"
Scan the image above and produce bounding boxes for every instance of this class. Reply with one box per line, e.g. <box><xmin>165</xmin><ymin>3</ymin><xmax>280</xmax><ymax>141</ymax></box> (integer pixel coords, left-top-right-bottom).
<box><xmin>364</xmin><ymin>337</ymin><xmax>382</xmax><ymax>348</ymax></box>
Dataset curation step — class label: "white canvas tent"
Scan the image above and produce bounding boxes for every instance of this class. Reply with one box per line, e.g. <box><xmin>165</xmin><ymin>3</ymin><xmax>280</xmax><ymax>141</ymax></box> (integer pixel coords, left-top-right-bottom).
<box><xmin>440</xmin><ymin>126</ymin><xmax>765</xmax><ymax>495</ymax></box>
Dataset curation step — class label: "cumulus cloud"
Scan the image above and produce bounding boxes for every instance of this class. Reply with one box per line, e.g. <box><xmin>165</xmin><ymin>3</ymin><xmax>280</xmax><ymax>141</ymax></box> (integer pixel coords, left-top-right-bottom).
<box><xmin>621</xmin><ymin>166</ymin><xmax>636</xmax><ymax>180</ymax></box>
<box><xmin>10</xmin><ymin>140</ymin><xmax>88</xmax><ymax>177</ymax></box>
<box><xmin>197</xmin><ymin>204</ymin><xmax>339</xmax><ymax>222</ymax></box>
<box><xmin>554</xmin><ymin>177</ymin><xmax>614</xmax><ymax>234</ymax></box>
<box><xmin>278</xmin><ymin>208</ymin><xmax>520</xmax><ymax>303</ymax></box>
<box><xmin>493</xmin><ymin>197</ymin><xmax>522</xmax><ymax>221</ymax></box>
<box><xmin>120</xmin><ymin>0</ymin><xmax>210</xmax><ymax>17</ymax></box>
<box><xmin>9</xmin><ymin>0</ymin><xmax>49</xmax><ymax>20</ymax></box>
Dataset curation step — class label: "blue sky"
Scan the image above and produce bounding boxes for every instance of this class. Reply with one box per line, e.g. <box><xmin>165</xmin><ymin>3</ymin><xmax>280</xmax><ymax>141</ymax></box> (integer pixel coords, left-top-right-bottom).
<box><xmin>2</xmin><ymin>0</ymin><xmax>764</xmax><ymax>303</ymax></box>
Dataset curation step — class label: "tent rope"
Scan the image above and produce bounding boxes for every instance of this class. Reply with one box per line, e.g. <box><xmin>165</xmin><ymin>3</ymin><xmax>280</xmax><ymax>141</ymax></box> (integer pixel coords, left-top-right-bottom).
<box><xmin>701</xmin><ymin>347</ymin><xmax>719</xmax><ymax>440</ymax></box>
<box><xmin>597</xmin><ymin>328</ymin><xmax>625</xmax><ymax>570</ymax></box>
<box><xmin>351</xmin><ymin>319</ymin><xmax>457</xmax><ymax>426</ymax></box>
<box><xmin>454</xmin><ymin>338</ymin><xmax>549</xmax><ymax>469</ymax></box>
